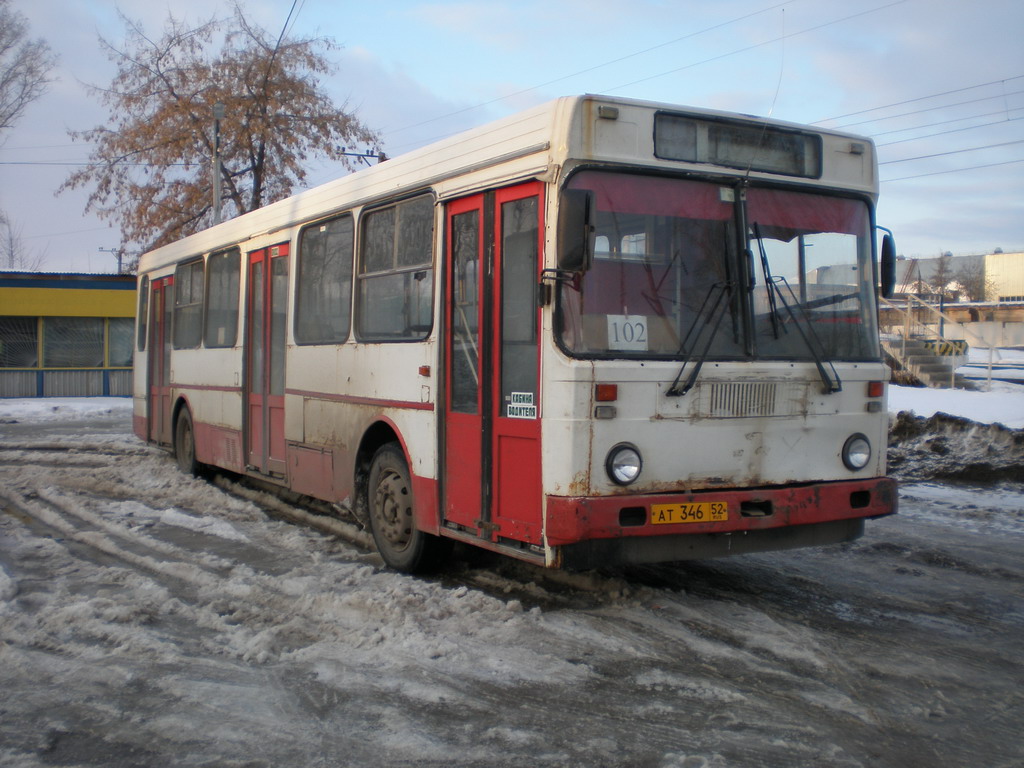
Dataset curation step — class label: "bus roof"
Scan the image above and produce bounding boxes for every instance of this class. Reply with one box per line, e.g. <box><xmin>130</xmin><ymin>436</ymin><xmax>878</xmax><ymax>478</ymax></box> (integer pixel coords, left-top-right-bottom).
<box><xmin>138</xmin><ymin>94</ymin><xmax>877</xmax><ymax>273</ymax></box>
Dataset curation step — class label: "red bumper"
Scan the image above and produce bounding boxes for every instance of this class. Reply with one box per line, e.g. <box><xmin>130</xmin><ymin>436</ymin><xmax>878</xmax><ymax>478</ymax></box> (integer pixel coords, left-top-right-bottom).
<box><xmin>545</xmin><ymin>477</ymin><xmax>897</xmax><ymax>546</ymax></box>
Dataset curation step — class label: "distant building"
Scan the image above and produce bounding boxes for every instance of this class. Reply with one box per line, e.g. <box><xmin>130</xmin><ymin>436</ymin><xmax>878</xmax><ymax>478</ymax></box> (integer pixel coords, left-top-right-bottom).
<box><xmin>985</xmin><ymin>251</ymin><xmax>1024</xmax><ymax>302</ymax></box>
<box><xmin>0</xmin><ymin>272</ymin><xmax>136</xmax><ymax>397</ymax></box>
<box><xmin>892</xmin><ymin>250</ymin><xmax>1023</xmax><ymax>302</ymax></box>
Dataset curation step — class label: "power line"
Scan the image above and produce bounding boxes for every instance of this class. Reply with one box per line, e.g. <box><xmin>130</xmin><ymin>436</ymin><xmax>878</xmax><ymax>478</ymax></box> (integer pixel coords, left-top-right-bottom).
<box><xmin>21</xmin><ymin>224</ymin><xmax>116</xmax><ymax>241</ymax></box>
<box><xmin>882</xmin><ymin>158</ymin><xmax>1024</xmax><ymax>183</ymax></box>
<box><xmin>283</xmin><ymin>0</ymin><xmax>306</xmax><ymax>38</ymax></box>
<box><xmin>0</xmin><ymin>142</ymin><xmax>87</xmax><ymax>152</ymax></box>
<box><xmin>872</xmin><ymin>108</ymin><xmax>1024</xmax><ymax>140</ymax></box>
<box><xmin>812</xmin><ymin>75</ymin><xmax>1024</xmax><ymax>124</ymax></box>
<box><xmin>0</xmin><ymin>161</ymin><xmax>193</xmax><ymax>167</ymax></box>
<box><xmin>879</xmin><ymin>139</ymin><xmax>1024</xmax><ymax>165</ymax></box>
<box><xmin>605</xmin><ymin>0</ymin><xmax>907</xmax><ymax>93</ymax></box>
<box><xmin>378</xmin><ymin>0</ymin><xmax>790</xmax><ymax>140</ymax></box>
<box><xmin>876</xmin><ymin>114</ymin><xmax>1024</xmax><ymax>147</ymax></box>
<box><xmin>833</xmin><ymin>90</ymin><xmax>1024</xmax><ymax>130</ymax></box>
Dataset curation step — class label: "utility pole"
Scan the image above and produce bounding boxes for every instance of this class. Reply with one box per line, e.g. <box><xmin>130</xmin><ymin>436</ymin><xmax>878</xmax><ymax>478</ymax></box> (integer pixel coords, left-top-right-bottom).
<box><xmin>99</xmin><ymin>247</ymin><xmax>123</xmax><ymax>274</ymax></box>
<box><xmin>213</xmin><ymin>102</ymin><xmax>225</xmax><ymax>225</ymax></box>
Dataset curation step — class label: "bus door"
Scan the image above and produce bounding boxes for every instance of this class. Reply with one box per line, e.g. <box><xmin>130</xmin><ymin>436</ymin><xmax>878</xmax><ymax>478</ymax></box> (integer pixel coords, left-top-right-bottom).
<box><xmin>246</xmin><ymin>244</ymin><xmax>289</xmax><ymax>476</ymax></box>
<box><xmin>148</xmin><ymin>276</ymin><xmax>173</xmax><ymax>446</ymax></box>
<box><xmin>443</xmin><ymin>182</ymin><xmax>543</xmax><ymax>545</ymax></box>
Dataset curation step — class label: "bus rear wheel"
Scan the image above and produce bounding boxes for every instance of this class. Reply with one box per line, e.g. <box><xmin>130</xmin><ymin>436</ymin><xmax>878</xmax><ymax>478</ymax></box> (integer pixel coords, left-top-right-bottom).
<box><xmin>367</xmin><ymin>443</ymin><xmax>448</xmax><ymax>573</ymax></box>
<box><xmin>174</xmin><ymin>408</ymin><xmax>200</xmax><ymax>477</ymax></box>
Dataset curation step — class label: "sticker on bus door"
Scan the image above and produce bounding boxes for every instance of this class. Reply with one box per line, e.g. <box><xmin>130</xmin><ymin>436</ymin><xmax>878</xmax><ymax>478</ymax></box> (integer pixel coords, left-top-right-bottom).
<box><xmin>507</xmin><ymin>392</ymin><xmax>536</xmax><ymax>419</ymax></box>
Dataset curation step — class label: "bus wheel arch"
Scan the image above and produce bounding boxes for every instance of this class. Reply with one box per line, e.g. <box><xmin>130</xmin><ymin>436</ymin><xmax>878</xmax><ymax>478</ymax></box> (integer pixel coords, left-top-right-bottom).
<box><xmin>353</xmin><ymin>421</ymin><xmax>402</xmax><ymax>529</ymax></box>
<box><xmin>357</xmin><ymin>423</ymin><xmax>450</xmax><ymax>573</ymax></box>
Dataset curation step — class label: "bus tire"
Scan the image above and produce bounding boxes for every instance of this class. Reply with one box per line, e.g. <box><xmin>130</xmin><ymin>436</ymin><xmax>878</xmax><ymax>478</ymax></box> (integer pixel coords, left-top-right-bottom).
<box><xmin>174</xmin><ymin>408</ymin><xmax>200</xmax><ymax>477</ymax></box>
<box><xmin>367</xmin><ymin>443</ymin><xmax>448</xmax><ymax>573</ymax></box>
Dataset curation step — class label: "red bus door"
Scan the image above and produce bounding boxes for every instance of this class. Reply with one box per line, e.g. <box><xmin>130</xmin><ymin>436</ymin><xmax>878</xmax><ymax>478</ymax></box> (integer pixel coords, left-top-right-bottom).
<box><xmin>246</xmin><ymin>244</ymin><xmax>288</xmax><ymax>476</ymax></box>
<box><xmin>443</xmin><ymin>182</ymin><xmax>543</xmax><ymax>545</ymax></box>
<box><xmin>148</xmin><ymin>276</ymin><xmax>174</xmax><ymax>446</ymax></box>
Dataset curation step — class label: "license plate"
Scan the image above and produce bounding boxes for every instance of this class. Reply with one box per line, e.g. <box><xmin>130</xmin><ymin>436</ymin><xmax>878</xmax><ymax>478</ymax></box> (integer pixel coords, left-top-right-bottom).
<box><xmin>651</xmin><ymin>501</ymin><xmax>728</xmax><ymax>525</ymax></box>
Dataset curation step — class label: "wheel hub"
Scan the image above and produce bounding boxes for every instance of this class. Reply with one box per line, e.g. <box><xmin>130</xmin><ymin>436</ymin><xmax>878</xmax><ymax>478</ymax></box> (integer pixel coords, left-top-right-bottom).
<box><xmin>374</xmin><ymin>470</ymin><xmax>412</xmax><ymax>549</ymax></box>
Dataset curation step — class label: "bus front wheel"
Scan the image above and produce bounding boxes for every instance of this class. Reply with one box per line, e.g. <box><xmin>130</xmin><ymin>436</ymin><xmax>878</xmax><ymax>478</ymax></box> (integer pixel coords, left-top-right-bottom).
<box><xmin>367</xmin><ymin>443</ymin><xmax>448</xmax><ymax>573</ymax></box>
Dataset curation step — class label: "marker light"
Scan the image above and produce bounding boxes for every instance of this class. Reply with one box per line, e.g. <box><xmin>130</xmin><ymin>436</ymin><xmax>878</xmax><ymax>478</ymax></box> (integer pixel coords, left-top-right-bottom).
<box><xmin>842</xmin><ymin>434</ymin><xmax>872</xmax><ymax>471</ymax></box>
<box><xmin>606</xmin><ymin>443</ymin><xmax>642</xmax><ymax>486</ymax></box>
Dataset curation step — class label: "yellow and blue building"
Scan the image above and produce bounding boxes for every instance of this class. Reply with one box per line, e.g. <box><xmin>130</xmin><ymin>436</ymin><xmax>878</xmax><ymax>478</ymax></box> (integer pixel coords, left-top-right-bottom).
<box><xmin>0</xmin><ymin>271</ymin><xmax>136</xmax><ymax>397</ymax></box>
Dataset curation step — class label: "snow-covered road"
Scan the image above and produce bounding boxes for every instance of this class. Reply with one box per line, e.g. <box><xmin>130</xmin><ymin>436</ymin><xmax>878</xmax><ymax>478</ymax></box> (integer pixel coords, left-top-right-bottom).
<box><xmin>1</xmin><ymin>401</ymin><xmax>1022</xmax><ymax>768</ymax></box>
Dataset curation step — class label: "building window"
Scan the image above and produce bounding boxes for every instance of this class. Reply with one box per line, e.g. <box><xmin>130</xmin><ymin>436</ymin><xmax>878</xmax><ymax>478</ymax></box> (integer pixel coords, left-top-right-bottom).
<box><xmin>0</xmin><ymin>316</ymin><xmax>38</xmax><ymax>367</ymax></box>
<box><xmin>204</xmin><ymin>248</ymin><xmax>240</xmax><ymax>348</ymax></box>
<box><xmin>356</xmin><ymin>194</ymin><xmax>434</xmax><ymax>341</ymax></box>
<box><xmin>296</xmin><ymin>214</ymin><xmax>354</xmax><ymax>344</ymax></box>
<box><xmin>43</xmin><ymin>317</ymin><xmax>104</xmax><ymax>367</ymax></box>
<box><xmin>108</xmin><ymin>317</ymin><xmax>135</xmax><ymax>367</ymax></box>
<box><xmin>174</xmin><ymin>258</ymin><xmax>204</xmax><ymax>349</ymax></box>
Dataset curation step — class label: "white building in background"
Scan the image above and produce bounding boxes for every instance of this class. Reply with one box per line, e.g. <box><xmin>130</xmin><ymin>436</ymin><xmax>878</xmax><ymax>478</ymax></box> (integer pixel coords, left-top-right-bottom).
<box><xmin>889</xmin><ymin>250</ymin><xmax>1024</xmax><ymax>302</ymax></box>
<box><xmin>985</xmin><ymin>252</ymin><xmax>1024</xmax><ymax>302</ymax></box>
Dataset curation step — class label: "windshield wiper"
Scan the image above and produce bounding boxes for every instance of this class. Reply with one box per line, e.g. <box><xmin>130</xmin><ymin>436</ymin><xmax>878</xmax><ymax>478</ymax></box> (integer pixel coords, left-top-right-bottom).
<box><xmin>751</xmin><ymin>222</ymin><xmax>842</xmax><ymax>394</ymax></box>
<box><xmin>666</xmin><ymin>282</ymin><xmax>733</xmax><ymax>397</ymax></box>
<box><xmin>754</xmin><ymin>223</ymin><xmax>782</xmax><ymax>339</ymax></box>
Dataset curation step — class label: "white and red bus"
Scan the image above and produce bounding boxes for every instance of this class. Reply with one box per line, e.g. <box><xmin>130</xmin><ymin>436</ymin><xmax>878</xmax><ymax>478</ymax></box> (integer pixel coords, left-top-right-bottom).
<box><xmin>134</xmin><ymin>95</ymin><xmax>898</xmax><ymax>572</ymax></box>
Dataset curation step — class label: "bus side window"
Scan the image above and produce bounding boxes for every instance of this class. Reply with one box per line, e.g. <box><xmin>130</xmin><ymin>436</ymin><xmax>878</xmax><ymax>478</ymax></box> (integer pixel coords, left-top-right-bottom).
<box><xmin>356</xmin><ymin>194</ymin><xmax>434</xmax><ymax>341</ymax></box>
<box><xmin>173</xmin><ymin>258</ymin><xmax>204</xmax><ymax>349</ymax></box>
<box><xmin>295</xmin><ymin>215</ymin><xmax>354</xmax><ymax>344</ymax></box>
<box><xmin>204</xmin><ymin>248</ymin><xmax>240</xmax><ymax>348</ymax></box>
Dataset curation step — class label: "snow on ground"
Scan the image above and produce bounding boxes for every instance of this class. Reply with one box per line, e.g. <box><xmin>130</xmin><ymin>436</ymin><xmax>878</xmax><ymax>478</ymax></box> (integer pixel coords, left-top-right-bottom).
<box><xmin>967</xmin><ymin>345</ymin><xmax>1024</xmax><ymax>364</ymax></box>
<box><xmin>0</xmin><ymin>394</ymin><xmax>1022</xmax><ymax>767</ymax></box>
<box><xmin>889</xmin><ymin>346</ymin><xmax>1024</xmax><ymax>429</ymax></box>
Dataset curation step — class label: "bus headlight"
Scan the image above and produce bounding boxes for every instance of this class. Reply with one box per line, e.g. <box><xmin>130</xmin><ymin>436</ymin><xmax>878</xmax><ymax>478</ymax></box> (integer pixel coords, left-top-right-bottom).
<box><xmin>842</xmin><ymin>434</ymin><xmax>871</xmax><ymax>471</ymax></box>
<box><xmin>606</xmin><ymin>443</ymin><xmax>642</xmax><ymax>486</ymax></box>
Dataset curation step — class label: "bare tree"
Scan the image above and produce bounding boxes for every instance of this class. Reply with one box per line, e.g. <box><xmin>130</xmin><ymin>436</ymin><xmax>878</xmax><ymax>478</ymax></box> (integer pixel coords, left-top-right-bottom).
<box><xmin>0</xmin><ymin>0</ymin><xmax>55</xmax><ymax>134</ymax></box>
<box><xmin>0</xmin><ymin>211</ymin><xmax>46</xmax><ymax>270</ymax></box>
<box><xmin>930</xmin><ymin>252</ymin><xmax>955</xmax><ymax>298</ymax></box>
<box><xmin>60</xmin><ymin>3</ymin><xmax>382</xmax><ymax>254</ymax></box>
<box><xmin>953</xmin><ymin>261</ymin><xmax>993</xmax><ymax>302</ymax></box>
<box><xmin>1</xmin><ymin>0</ymin><xmax>55</xmax><ymax>270</ymax></box>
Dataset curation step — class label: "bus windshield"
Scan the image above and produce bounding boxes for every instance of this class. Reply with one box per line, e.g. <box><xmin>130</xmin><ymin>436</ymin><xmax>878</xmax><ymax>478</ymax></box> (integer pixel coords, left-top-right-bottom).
<box><xmin>556</xmin><ymin>170</ymin><xmax>880</xmax><ymax>362</ymax></box>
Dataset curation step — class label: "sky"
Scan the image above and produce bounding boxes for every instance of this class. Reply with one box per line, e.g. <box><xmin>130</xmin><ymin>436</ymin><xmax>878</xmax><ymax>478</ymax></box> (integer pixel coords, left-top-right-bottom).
<box><xmin>1</xmin><ymin>0</ymin><xmax>1022</xmax><ymax>273</ymax></box>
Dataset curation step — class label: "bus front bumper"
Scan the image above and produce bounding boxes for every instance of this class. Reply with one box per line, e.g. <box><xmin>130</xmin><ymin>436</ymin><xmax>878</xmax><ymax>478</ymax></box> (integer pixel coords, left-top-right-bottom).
<box><xmin>545</xmin><ymin>477</ymin><xmax>897</xmax><ymax>569</ymax></box>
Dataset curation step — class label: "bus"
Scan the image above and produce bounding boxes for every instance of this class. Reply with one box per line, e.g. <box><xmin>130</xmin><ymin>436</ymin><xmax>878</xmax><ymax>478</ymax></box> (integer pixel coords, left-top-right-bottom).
<box><xmin>133</xmin><ymin>94</ymin><xmax>898</xmax><ymax>572</ymax></box>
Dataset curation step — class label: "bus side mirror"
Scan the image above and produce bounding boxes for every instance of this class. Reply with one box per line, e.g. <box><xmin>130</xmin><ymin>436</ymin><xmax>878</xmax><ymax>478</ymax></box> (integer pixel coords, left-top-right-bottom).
<box><xmin>880</xmin><ymin>233</ymin><xmax>896</xmax><ymax>299</ymax></box>
<box><xmin>557</xmin><ymin>189</ymin><xmax>595</xmax><ymax>273</ymax></box>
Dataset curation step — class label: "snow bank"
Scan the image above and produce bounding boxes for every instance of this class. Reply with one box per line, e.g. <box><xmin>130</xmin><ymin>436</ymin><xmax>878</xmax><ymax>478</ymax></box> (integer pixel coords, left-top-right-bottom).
<box><xmin>889</xmin><ymin>382</ymin><xmax>1024</xmax><ymax>429</ymax></box>
<box><xmin>0</xmin><ymin>397</ymin><xmax>132</xmax><ymax>423</ymax></box>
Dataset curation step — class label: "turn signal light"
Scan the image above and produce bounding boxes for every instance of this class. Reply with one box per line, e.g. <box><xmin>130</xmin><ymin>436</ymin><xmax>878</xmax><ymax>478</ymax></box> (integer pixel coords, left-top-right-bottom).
<box><xmin>595</xmin><ymin>384</ymin><xmax>618</xmax><ymax>402</ymax></box>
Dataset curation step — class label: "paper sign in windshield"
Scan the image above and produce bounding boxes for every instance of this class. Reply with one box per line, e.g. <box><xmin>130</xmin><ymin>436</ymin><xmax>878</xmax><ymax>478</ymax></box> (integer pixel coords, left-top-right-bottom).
<box><xmin>607</xmin><ymin>315</ymin><xmax>649</xmax><ymax>352</ymax></box>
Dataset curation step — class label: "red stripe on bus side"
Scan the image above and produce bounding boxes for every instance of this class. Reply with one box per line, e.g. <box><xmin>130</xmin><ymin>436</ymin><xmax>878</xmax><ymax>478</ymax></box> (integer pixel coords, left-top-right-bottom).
<box><xmin>285</xmin><ymin>389</ymin><xmax>435</xmax><ymax>411</ymax></box>
<box><xmin>170</xmin><ymin>383</ymin><xmax>243</xmax><ymax>393</ymax></box>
